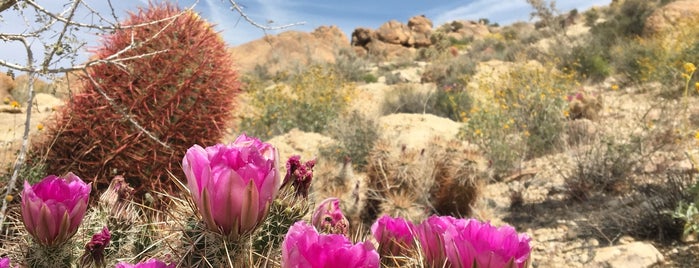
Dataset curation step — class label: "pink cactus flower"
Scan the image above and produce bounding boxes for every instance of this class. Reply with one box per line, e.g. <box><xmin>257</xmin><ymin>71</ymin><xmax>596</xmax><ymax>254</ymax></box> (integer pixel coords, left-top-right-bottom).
<box><xmin>417</xmin><ymin>216</ymin><xmax>531</xmax><ymax>268</ymax></box>
<box><xmin>0</xmin><ymin>257</ymin><xmax>13</xmax><ymax>268</ymax></box>
<box><xmin>21</xmin><ymin>172</ymin><xmax>91</xmax><ymax>246</ymax></box>
<box><xmin>282</xmin><ymin>221</ymin><xmax>380</xmax><ymax>268</ymax></box>
<box><xmin>280</xmin><ymin>155</ymin><xmax>316</xmax><ymax>198</ymax></box>
<box><xmin>371</xmin><ymin>215</ymin><xmax>417</xmax><ymax>257</ymax></box>
<box><xmin>115</xmin><ymin>259</ymin><xmax>175</xmax><ymax>268</ymax></box>
<box><xmin>80</xmin><ymin>226</ymin><xmax>111</xmax><ymax>267</ymax></box>
<box><xmin>311</xmin><ymin>197</ymin><xmax>349</xmax><ymax>235</ymax></box>
<box><xmin>183</xmin><ymin>134</ymin><xmax>281</xmax><ymax>240</ymax></box>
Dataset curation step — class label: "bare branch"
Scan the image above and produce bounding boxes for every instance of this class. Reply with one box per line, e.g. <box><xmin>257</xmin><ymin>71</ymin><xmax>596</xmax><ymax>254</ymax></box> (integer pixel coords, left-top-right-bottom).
<box><xmin>227</xmin><ymin>0</ymin><xmax>305</xmax><ymax>31</ymax></box>
<box><xmin>0</xmin><ymin>37</ymin><xmax>35</xmax><ymax>232</ymax></box>
<box><xmin>0</xmin><ymin>0</ymin><xmax>16</xmax><ymax>14</ymax></box>
<box><xmin>82</xmin><ymin>67</ymin><xmax>172</xmax><ymax>150</ymax></box>
<box><xmin>40</xmin><ymin>0</ymin><xmax>82</xmax><ymax>71</ymax></box>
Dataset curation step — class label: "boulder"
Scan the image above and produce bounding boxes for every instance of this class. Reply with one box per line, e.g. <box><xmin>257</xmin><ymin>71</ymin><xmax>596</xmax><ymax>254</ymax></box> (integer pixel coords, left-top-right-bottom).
<box><xmin>644</xmin><ymin>0</ymin><xmax>699</xmax><ymax>36</ymax></box>
<box><xmin>376</xmin><ymin>20</ymin><xmax>413</xmax><ymax>46</ymax></box>
<box><xmin>0</xmin><ymin>73</ymin><xmax>14</xmax><ymax>102</ymax></box>
<box><xmin>591</xmin><ymin>242</ymin><xmax>664</xmax><ymax>268</ymax></box>
<box><xmin>229</xmin><ymin>25</ymin><xmax>350</xmax><ymax>74</ymax></box>
<box><xmin>350</xmin><ymin>27</ymin><xmax>375</xmax><ymax>47</ymax></box>
<box><xmin>408</xmin><ymin>15</ymin><xmax>433</xmax><ymax>48</ymax></box>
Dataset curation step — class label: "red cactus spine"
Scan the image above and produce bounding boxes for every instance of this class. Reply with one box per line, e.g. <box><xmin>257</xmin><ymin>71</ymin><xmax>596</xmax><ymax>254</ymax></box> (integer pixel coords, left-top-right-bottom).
<box><xmin>32</xmin><ymin>3</ymin><xmax>240</xmax><ymax>200</ymax></box>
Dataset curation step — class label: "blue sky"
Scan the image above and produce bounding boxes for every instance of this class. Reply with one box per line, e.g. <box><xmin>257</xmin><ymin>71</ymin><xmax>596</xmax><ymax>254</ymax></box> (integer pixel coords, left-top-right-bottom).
<box><xmin>0</xmin><ymin>0</ymin><xmax>610</xmax><ymax>71</ymax></box>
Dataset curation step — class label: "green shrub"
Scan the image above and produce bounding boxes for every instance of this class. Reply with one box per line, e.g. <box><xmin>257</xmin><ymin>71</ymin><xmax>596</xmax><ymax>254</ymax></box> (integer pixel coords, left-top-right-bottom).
<box><xmin>319</xmin><ymin>110</ymin><xmax>379</xmax><ymax>170</ymax></box>
<box><xmin>568</xmin><ymin>44</ymin><xmax>611</xmax><ymax>82</ymax></box>
<box><xmin>239</xmin><ymin>66</ymin><xmax>355</xmax><ymax>140</ymax></box>
<box><xmin>564</xmin><ymin>137</ymin><xmax>640</xmax><ymax>201</ymax></box>
<box><xmin>382</xmin><ymin>83</ymin><xmax>472</xmax><ymax>122</ymax></box>
<box><xmin>460</xmin><ymin>64</ymin><xmax>572</xmax><ymax>175</ymax></box>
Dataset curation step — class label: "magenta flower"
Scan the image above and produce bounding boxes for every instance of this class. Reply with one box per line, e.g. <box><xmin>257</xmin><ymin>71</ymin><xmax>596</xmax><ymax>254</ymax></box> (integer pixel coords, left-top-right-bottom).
<box><xmin>445</xmin><ymin>218</ymin><xmax>531</xmax><ymax>268</ymax></box>
<box><xmin>311</xmin><ymin>197</ymin><xmax>349</xmax><ymax>235</ymax></box>
<box><xmin>416</xmin><ymin>216</ymin><xmax>531</xmax><ymax>268</ymax></box>
<box><xmin>280</xmin><ymin>155</ymin><xmax>316</xmax><ymax>197</ymax></box>
<box><xmin>80</xmin><ymin>226</ymin><xmax>111</xmax><ymax>267</ymax></box>
<box><xmin>115</xmin><ymin>259</ymin><xmax>175</xmax><ymax>268</ymax></box>
<box><xmin>183</xmin><ymin>134</ymin><xmax>281</xmax><ymax>240</ymax></box>
<box><xmin>371</xmin><ymin>215</ymin><xmax>417</xmax><ymax>257</ymax></box>
<box><xmin>0</xmin><ymin>257</ymin><xmax>12</xmax><ymax>268</ymax></box>
<box><xmin>282</xmin><ymin>221</ymin><xmax>380</xmax><ymax>268</ymax></box>
<box><xmin>21</xmin><ymin>172</ymin><xmax>91</xmax><ymax>246</ymax></box>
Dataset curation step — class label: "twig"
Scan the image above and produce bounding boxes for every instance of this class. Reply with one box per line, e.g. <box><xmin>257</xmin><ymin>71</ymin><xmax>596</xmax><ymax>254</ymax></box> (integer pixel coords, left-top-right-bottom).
<box><xmin>0</xmin><ymin>38</ymin><xmax>35</xmax><ymax>233</ymax></box>
<box><xmin>83</xmin><ymin>67</ymin><xmax>172</xmax><ymax>149</ymax></box>
<box><xmin>227</xmin><ymin>0</ymin><xmax>305</xmax><ymax>31</ymax></box>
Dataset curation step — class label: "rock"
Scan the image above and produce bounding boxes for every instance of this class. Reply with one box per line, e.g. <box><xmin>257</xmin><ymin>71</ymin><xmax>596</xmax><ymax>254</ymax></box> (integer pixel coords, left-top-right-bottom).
<box><xmin>267</xmin><ymin>128</ymin><xmax>336</xmax><ymax>163</ymax></box>
<box><xmin>408</xmin><ymin>15</ymin><xmax>433</xmax><ymax>48</ymax></box>
<box><xmin>350</xmin><ymin>27</ymin><xmax>375</xmax><ymax>47</ymax></box>
<box><xmin>364</xmin><ymin>39</ymin><xmax>414</xmax><ymax>60</ymax></box>
<box><xmin>351</xmin><ymin>15</ymin><xmax>436</xmax><ymax>60</ymax></box>
<box><xmin>0</xmin><ymin>73</ymin><xmax>14</xmax><ymax>101</ymax></box>
<box><xmin>229</xmin><ymin>25</ymin><xmax>350</xmax><ymax>74</ymax></box>
<box><xmin>376</xmin><ymin>20</ymin><xmax>413</xmax><ymax>46</ymax></box>
<box><xmin>592</xmin><ymin>242</ymin><xmax>664</xmax><ymax>268</ymax></box>
<box><xmin>377</xmin><ymin>113</ymin><xmax>462</xmax><ymax>150</ymax></box>
<box><xmin>644</xmin><ymin>0</ymin><xmax>699</xmax><ymax>37</ymax></box>
<box><xmin>443</xmin><ymin>20</ymin><xmax>491</xmax><ymax>41</ymax></box>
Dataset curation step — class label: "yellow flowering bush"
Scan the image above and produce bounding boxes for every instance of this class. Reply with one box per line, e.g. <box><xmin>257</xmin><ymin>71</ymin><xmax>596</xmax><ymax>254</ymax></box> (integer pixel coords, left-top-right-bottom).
<box><xmin>239</xmin><ymin>65</ymin><xmax>356</xmax><ymax>139</ymax></box>
<box><xmin>461</xmin><ymin>64</ymin><xmax>573</xmax><ymax>175</ymax></box>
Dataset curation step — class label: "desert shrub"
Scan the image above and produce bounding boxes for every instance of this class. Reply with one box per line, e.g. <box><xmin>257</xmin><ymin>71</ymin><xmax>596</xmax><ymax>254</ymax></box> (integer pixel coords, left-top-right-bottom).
<box><xmin>420</xmin><ymin>53</ymin><xmax>477</xmax><ymax>86</ymax></box>
<box><xmin>330</xmin><ymin>48</ymin><xmax>372</xmax><ymax>83</ymax></box>
<box><xmin>362</xmin><ymin>73</ymin><xmax>378</xmax><ymax>83</ymax></box>
<box><xmin>591</xmin><ymin>171</ymin><xmax>694</xmax><ymax>242</ymax></box>
<box><xmin>417</xmin><ymin>32</ymin><xmax>454</xmax><ymax>61</ymax></box>
<box><xmin>10</xmin><ymin>75</ymin><xmax>54</xmax><ymax>103</ymax></box>
<box><xmin>609</xmin><ymin>16</ymin><xmax>699</xmax><ymax>93</ymax></box>
<box><xmin>319</xmin><ymin>110</ymin><xmax>379</xmax><ymax>170</ymax></box>
<box><xmin>381</xmin><ymin>84</ymin><xmax>432</xmax><ymax>115</ymax></box>
<box><xmin>30</xmin><ymin>4</ymin><xmax>240</xmax><ymax>198</ymax></box>
<box><xmin>584</xmin><ymin>8</ymin><xmax>600</xmax><ymax>26</ymax></box>
<box><xmin>567</xmin><ymin>44</ymin><xmax>611</xmax><ymax>82</ymax></box>
<box><xmin>461</xmin><ymin>64</ymin><xmax>572</xmax><ymax>175</ymax></box>
<box><xmin>239</xmin><ymin>65</ymin><xmax>355</xmax><ymax>140</ymax></box>
<box><xmin>432</xmin><ymin>83</ymin><xmax>472</xmax><ymax>122</ymax></box>
<box><xmin>382</xmin><ymin>83</ymin><xmax>472</xmax><ymax>122</ymax></box>
<box><xmin>461</xmin><ymin>107</ymin><xmax>524</xmax><ymax>176</ymax></box>
<box><xmin>564</xmin><ymin>136</ymin><xmax>641</xmax><ymax>201</ymax></box>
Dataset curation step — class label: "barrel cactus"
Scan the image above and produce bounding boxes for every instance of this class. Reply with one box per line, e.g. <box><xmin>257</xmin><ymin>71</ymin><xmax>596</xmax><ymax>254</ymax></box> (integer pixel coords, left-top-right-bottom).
<box><xmin>31</xmin><ymin>3</ymin><xmax>240</xmax><ymax>200</ymax></box>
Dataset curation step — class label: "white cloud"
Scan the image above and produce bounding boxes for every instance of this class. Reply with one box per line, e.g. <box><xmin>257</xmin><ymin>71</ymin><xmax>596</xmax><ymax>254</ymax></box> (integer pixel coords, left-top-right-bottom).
<box><xmin>431</xmin><ymin>0</ymin><xmax>612</xmax><ymax>26</ymax></box>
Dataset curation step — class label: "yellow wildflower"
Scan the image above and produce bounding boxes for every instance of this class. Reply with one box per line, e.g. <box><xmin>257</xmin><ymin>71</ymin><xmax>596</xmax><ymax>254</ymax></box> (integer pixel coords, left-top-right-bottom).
<box><xmin>2</xmin><ymin>97</ymin><xmax>9</xmax><ymax>104</ymax></box>
<box><xmin>474</xmin><ymin>129</ymin><xmax>482</xmax><ymax>136</ymax></box>
<box><xmin>10</xmin><ymin>101</ymin><xmax>20</xmax><ymax>108</ymax></box>
<box><xmin>37</xmin><ymin>123</ymin><xmax>44</xmax><ymax>131</ymax></box>
<box><xmin>684</xmin><ymin>62</ymin><xmax>697</xmax><ymax>74</ymax></box>
<box><xmin>695</xmin><ymin>82</ymin><xmax>699</xmax><ymax>93</ymax></box>
<box><xmin>611</xmin><ymin>84</ymin><xmax>619</xmax><ymax>91</ymax></box>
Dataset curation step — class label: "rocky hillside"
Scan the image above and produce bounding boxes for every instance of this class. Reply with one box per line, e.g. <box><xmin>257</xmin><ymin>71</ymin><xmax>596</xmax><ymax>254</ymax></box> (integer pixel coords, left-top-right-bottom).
<box><xmin>3</xmin><ymin>0</ymin><xmax>699</xmax><ymax>267</ymax></box>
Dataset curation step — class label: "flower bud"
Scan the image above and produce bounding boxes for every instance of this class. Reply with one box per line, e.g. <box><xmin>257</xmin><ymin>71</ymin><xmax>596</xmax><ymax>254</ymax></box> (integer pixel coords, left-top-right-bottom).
<box><xmin>21</xmin><ymin>172</ymin><xmax>91</xmax><ymax>246</ymax></box>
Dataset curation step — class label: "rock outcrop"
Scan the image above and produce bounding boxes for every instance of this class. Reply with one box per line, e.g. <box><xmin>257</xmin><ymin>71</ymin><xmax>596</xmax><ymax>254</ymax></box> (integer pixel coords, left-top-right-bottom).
<box><xmin>351</xmin><ymin>15</ymin><xmax>434</xmax><ymax>60</ymax></box>
<box><xmin>229</xmin><ymin>26</ymin><xmax>350</xmax><ymax>74</ymax></box>
<box><xmin>643</xmin><ymin>0</ymin><xmax>699</xmax><ymax>36</ymax></box>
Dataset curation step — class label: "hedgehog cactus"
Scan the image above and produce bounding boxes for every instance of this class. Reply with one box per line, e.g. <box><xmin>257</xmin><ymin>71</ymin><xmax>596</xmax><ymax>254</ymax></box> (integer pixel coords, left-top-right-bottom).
<box><xmin>427</xmin><ymin>137</ymin><xmax>487</xmax><ymax>217</ymax></box>
<box><xmin>363</xmin><ymin>137</ymin><xmax>487</xmax><ymax>225</ymax></box>
<box><xmin>31</xmin><ymin>3</ymin><xmax>240</xmax><ymax>200</ymax></box>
